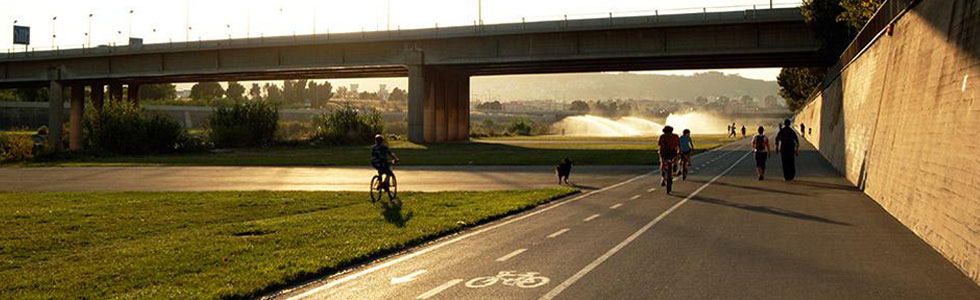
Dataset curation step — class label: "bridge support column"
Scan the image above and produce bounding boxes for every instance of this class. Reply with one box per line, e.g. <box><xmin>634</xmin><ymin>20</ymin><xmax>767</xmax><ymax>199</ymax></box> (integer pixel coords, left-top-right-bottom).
<box><xmin>408</xmin><ymin>65</ymin><xmax>470</xmax><ymax>143</ymax></box>
<box><xmin>90</xmin><ymin>84</ymin><xmax>105</xmax><ymax>110</ymax></box>
<box><xmin>109</xmin><ymin>83</ymin><xmax>124</xmax><ymax>104</ymax></box>
<box><xmin>127</xmin><ymin>84</ymin><xmax>140</xmax><ymax>106</ymax></box>
<box><xmin>47</xmin><ymin>80</ymin><xmax>65</xmax><ymax>151</ymax></box>
<box><xmin>69</xmin><ymin>85</ymin><xmax>85</xmax><ymax>151</ymax></box>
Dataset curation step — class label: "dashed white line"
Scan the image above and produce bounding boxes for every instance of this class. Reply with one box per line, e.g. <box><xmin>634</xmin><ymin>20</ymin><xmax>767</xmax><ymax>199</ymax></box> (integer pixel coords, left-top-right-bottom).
<box><xmin>417</xmin><ymin>279</ymin><xmax>462</xmax><ymax>299</ymax></box>
<box><xmin>583</xmin><ymin>214</ymin><xmax>600</xmax><ymax>222</ymax></box>
<box><xmin>610</xmin><ymin>203</ymin><xmax>623</xmax><ymax>209</ymax></box>
<box><xmin>630</xmin><ymin>195</ymin><xmax>641</xmax><ymax>200</ymax></box>
<box><xmin>538</xmin><ymin>150</ymin><xmax>752</xmax><ymax>300</ymax></box>
<box><xmin>496</xmin><ymin>248</ymin><xmax>527</xmax><ymax>262</ymax></box>
<box><xmin>547</xmin><ymin>228</ymin><xmax>571</xmax><ymax>238</ymax></box>
<box><xmin>647</xmin><ymin>188</ymin><xmax>657</xmax><ymax>193</ymax></box>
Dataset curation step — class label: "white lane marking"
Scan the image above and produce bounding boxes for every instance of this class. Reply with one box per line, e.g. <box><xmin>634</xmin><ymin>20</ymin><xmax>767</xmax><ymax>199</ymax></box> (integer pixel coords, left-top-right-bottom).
<box><xmin>496</xmin><ymin>248</ymin><xmax>528</xmax><ymax>262</ymax></box>
<box><xmin>285</xmin><ymin>139</ymin><xmax>745</xmax><ymax>299</ymax></box>
<box><xmin>547</xmin><ymin>228</ymin><xmax>570</xmax><ymax>239</ymax></box>
<box><xmin>391</xmin><ymin>270</ymin><xmax>427</xmax><ymax>285</ymax></box>
<box><xmin>630</xmin><ymin>195</ymin><xmax>641</xmax><ymax>200</ymax></box>
<box><xmin>284</xmin><ymin>172</ymin><xmax>651</xmax><ymax>300</ymax></box>
<box><xmin>610</xmin><ymin>203</ymin><xmax>623</xmax><ymax>209</ymax></box>
<box><xmin>583</xmin><ymin>214</ymin><xmax>600</xmax><ymax>222</ymax></box>
<box><xmin>646</xmin><ymin>188</ymin><xmax>657</xmax><ymax>193</ymax></box>
<box><xmin>538</xmin><ymin>149</ymin><xmax>752</xmax><ymax>300</ymax></box>
<box><xmin>417</xmin><ymin>279</ymin><xmax>462</xmax><ymax>299</ymax></box>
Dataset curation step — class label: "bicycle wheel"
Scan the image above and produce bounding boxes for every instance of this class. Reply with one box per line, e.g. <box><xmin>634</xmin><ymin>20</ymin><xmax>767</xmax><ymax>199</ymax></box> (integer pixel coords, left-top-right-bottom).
<box><xmin>386</xmin><ymin>174</ymin><xmax>397</xmax><ymax>200</ymax></box>
<box><xmin>370</xmin><ymin>175</ymin><xmax>382</xmax><ymax>203</ymax></box>
<box><xmin>516</xmin><ymin>275</ymin><xmax>550</xmax><ymax>288</ymax></box>
<box><xmin>465</xmin><ymin>276</ymin><xmax>498</xmax><ymax>288</ymax></box>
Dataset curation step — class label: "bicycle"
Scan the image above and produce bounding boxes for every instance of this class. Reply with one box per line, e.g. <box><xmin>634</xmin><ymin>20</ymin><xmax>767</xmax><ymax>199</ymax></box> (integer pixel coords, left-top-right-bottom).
<box><xmin>679</xmin><ymin>152</ymin><xmax>691</xmax><ymax>181</ymax></box>
<box><xmin>465</xmin><ymin>271</ymin><xmax>550</xmax><ymax>289</ymax></box>
<box><xmin>370</xmin><ymin>161</ymin><xmax>397</xmax><ymax>203</ymax></box>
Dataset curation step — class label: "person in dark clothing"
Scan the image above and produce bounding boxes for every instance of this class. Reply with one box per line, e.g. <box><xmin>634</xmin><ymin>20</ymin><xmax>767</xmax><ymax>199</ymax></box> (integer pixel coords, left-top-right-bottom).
<box><xmin>776</xmin><ymin>119</ymin><xmax>800</xmax><ymax>180</ymax></box>
<box><xmin>740</xmin><ymin>125</ymin><xmax>746</xmax><ymax>137</ymax></box>
<box><xmin>751</xmin><ymin>126</ymin><xmax>770</xmax><ymax>180</ymax></box>
<box><xmin>800</xmin><ymin>123</ymin><xmax>806</xmax><ymax>138</ymax></box>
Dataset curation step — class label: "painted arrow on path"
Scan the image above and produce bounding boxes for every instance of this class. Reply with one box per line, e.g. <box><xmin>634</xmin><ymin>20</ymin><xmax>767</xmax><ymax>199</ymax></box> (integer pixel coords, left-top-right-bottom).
<box><xmin>391</xmin><ymin>270</ymin><xmax>427</xmax><ymax>285</ymax></box>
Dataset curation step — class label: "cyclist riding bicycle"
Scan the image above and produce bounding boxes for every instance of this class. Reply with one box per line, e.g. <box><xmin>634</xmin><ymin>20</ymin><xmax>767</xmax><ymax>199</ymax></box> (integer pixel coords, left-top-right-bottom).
<box><xmin>679</xmin><ymin>129</ymin><xmax>694</xmax><ymax>167</ymax></box>
<box><xmin>371</xmin><ymin>134</ymin><xmax>399</xmax><ymax>187</ymax></box>
<box><xmin>658</xmin><ymin>126</ymin><xmax>681</xmax><ymax>187</ymax></box>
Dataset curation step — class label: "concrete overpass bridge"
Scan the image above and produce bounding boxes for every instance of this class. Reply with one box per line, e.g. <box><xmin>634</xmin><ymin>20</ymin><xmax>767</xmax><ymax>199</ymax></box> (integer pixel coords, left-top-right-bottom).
<box><xmin>0</xmin><ymin>7</ymin><xmax>822</xmax><ymax>147</ymax></box>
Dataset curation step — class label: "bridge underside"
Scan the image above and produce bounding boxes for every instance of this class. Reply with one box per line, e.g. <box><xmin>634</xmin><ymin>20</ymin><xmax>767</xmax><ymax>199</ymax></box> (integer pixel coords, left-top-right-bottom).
<box><xmin>0</xmin><ymin>7</ymin><xmax>823</xmax><ymax>145</ymax></box>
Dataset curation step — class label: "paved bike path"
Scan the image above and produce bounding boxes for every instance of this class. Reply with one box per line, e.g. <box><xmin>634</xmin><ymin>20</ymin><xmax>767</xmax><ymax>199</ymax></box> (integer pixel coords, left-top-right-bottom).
<box><xmin>275</xmin><ymin>137</ymin><xmax>980</xmax><ymax>300</ymax></box>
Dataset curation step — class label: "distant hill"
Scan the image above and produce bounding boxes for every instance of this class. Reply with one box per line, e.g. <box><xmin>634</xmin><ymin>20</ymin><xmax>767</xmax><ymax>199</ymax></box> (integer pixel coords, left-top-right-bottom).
<box><xmin>471</xmin><ymin>72</ymin><xmax>781</xmax><ymax>102</ymax></box>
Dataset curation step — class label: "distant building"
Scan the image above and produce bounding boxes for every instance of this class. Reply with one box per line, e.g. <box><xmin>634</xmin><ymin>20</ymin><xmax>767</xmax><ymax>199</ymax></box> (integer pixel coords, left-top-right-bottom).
<box><xmin>350</xmin><ymin>84</ymin><xmax>359</xmax><ymax>94</ymax></box>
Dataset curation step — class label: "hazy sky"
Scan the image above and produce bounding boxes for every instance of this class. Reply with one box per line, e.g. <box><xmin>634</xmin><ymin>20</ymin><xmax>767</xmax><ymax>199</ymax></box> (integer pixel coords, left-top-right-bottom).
<box><xmin>3</xmin><ymin>0</ymin><xmax>797</xmax><ymax>88</ymax></box>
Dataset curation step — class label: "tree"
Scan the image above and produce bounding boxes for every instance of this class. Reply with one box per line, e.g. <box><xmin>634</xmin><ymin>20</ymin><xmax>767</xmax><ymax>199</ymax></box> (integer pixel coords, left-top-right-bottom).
<box><xmin>190</xmin><ymin>82</ymin><xmax>224</xmax><ymax>101</ymax></box>
<box><xmin>801</xmin><ymin>0</ymin><xmax>853</xmax><ymax>58</ymax></box>
<box><xmin>335</xmin><ymin>86</ymin><xmax>349</xmax><ymax>100</ymax></box>
<box><xmin>389</xmin><ymin>87</ymin><xmax>407</xmax><ymax>102</ymax></box>
<box><xmin>569</xmin><ymin>100</ymin><xmax>589</xmax><ymax>112</ymax></box>
<box><xmin>225</xmin><ymin>81</ymin><xmax>246</xmax><ymax>102</ymax></box>
<box><xmin>838</xmin><ymin>0</ymin><xmax>885</xmax><ymax>30</ymax></box>
<box><xmin>138</xmin><ymin>84</ymin><xmax>176</xmax><ymax>101</ymax></box>
<box><xmin>777</xmin><ymin>67</ymin><xmax>826</xmax><ymax>111</ymax></box>
<box><xmin>249</xmin><ymin>83</ymin><xmax>262</xmax><ymax>100</ymax></box>
<box><xmin>12</xmin><ymin>87</ymin><xmax>48</xmax><ymax>102</ymax></box>
<box><xmin>308</xmin><ymin>81</ymin><xmax>333</xmax><ymax>108</ymax></box>
<box><xmin>264</xmin><ymin>83</ymin><xmax>283</xmax><ymax>103</ymax></box>
<box><xmin>0</xmin><ymin>89</ymin><xmax>15</xmax><ymax>101</ymax></box>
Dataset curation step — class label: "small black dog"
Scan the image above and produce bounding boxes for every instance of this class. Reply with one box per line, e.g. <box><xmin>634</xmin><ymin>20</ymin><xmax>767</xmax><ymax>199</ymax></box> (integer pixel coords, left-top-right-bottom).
<box><xmin>556</xmin><ymin>158</ymin><xmax>573</xmax><ymax>185</ymax></box>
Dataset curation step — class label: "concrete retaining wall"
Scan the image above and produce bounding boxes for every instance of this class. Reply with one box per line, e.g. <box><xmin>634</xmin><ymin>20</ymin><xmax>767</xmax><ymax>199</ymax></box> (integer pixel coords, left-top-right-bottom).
<box><xmin>795</xmin><ymin>0</ymin><xmax>980</xmax><ymax>285</ymax></box>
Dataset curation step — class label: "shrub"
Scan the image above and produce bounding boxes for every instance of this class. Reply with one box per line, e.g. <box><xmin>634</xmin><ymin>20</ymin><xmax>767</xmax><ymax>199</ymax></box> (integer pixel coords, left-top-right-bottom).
<box><xmin>313</xmin><ymin>104</ymin><xmax>384</xmax><ymax>145</ymax></box>
<box><xmin>206</xmin><ymin>101</ymin><xmax>278</xmax><ymax>148</ymax></box>
<box><xmin>276</xmin><ymin>121</ymin><xmax>313</xmax><ymax>142</ymax></box>
<box><xmin>0</xmin><ymin>134</ymin><xmax>33</xmax><ymax>163</ymax></box>
<box><xmin>84</xmin><ymin>102</ymin><xmax>189</xmax><ymax>155</ymax></box>
<box><xmin>507</xmin><ymin>119</ymin><xmax>533</xmax><ymax>136</ymax></box>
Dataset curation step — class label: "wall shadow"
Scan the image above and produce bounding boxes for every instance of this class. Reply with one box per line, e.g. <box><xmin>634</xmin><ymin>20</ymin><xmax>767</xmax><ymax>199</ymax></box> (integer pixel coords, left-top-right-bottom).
<box><xmin>688</xmin><ymin>195</ymin><xmax>852</xmax><ymax>226</ymax></box>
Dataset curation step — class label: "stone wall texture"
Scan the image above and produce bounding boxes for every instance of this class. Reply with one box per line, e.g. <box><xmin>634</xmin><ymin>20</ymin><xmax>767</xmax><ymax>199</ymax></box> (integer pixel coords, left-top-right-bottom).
<box><xmin>794</xmin><ymin>0</ymin><xmax>980</xmax><ymax>285</ymax></box>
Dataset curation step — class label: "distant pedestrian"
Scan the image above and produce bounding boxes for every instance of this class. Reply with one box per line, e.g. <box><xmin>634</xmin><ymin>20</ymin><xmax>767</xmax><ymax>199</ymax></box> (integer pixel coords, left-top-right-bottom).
<box><xmin>808</xmin><ymin>128</ymin><xmax>812</xmax><ymax>136</ymax></box>
<box><xmin>740</xmin><ymin>125</ymin><xmax>746</xmax><ymax>138</ymax></box>
<box><xmin>752</xmin><ymin>126</ymin><xmax>770</xmax><ymax>180</ymax></box>
<box><xmin>800</xmin><ymin>123</ymin><xmax>806</xmax><ymax>137</ymax></box>
<box><xmin>730</xmin><ymin>123</ymin><xmax>737</xmax><ymax>137</ymax></box>
<box><xmin>776</xmin><ymin>119</ymin><xmax>800</xmax><ymax>181</ymax></box>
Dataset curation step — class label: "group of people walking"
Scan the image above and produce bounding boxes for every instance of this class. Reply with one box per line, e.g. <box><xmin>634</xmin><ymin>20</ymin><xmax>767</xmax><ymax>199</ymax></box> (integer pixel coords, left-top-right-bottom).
<box><xmin>752</xmin><ymin>119</ymin><xmax>799</xmax><ymax>181</ymax></box>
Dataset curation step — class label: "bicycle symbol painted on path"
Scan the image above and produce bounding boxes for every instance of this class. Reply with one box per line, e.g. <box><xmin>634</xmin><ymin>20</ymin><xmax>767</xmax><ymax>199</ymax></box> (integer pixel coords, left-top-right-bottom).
<box><xmin>465</xmin><ymin>271</ymin><xmax>550</xmax><ymax>289</ymax></box>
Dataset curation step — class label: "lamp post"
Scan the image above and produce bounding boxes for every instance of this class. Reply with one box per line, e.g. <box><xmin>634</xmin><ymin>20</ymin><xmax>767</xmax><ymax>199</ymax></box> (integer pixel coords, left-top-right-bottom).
<box><xmin>128</xmin><ymin>10</ymin><xmax>134</xmax><ymax>39</ymax></box>
<box><xmin>87</xmin><ymin>14</ymin><xmax>93</xmax><ymax>46</ymax></box>
<box><xmin>51</xmin><ymin>16</ymin><xmax>57</xmax><ymax>48</ymax></box>
<box><xmin>478</xmin><ymin>0</ymin><xmax>482</xmax><ymax>25</ymax></box>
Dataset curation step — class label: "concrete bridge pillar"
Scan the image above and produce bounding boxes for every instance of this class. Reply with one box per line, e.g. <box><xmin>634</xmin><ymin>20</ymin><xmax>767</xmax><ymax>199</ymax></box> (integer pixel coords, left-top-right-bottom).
<box><xmin>407</xmin><ymin>65</ymin><xmax>470</xmax><ymax>143</ymax></box>
<box><xmin>90</xmin><ymin>84</ymin><xmax>105</xmax><ymax>110</ymax></box>
<box><xmin>127</xmin><ymin>84</ymin><xmax>140</xmax><ymax>105</ymax></box>
<box><xmin>69</xmin><ymin>85</ymin><xmax>85</xmax><ymax>151</ymax></box>
<box><xmin>109</xmin><ymin>83</ymin><xmax>124</xmax><ymax>104</ymax></box>
<box><xmin>47</xmin><ymin>80</ymin><xmax>65</xmax><ymax>151</ymax></box>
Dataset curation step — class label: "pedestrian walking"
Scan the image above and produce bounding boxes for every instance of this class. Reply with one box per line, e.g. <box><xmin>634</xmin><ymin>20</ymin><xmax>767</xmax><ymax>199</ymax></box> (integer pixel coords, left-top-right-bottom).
<box><xmin>775</xmin><ymin>119</ymin><xmax>800</xmax><ymax>180</ymax></box>
<box><xmin>800</xmin><ymin>123</ymin><xmax>806</xmax><ymax>138</ymax></box>
<box><xmin>740</xmin><ymin>125</ymin><xmax>746</xmax><ymax>138</ymax></box>
<box><xmin>752</xmin><ymin>126</ymin><xmax>770</xmax><ymax>180</ymax></box>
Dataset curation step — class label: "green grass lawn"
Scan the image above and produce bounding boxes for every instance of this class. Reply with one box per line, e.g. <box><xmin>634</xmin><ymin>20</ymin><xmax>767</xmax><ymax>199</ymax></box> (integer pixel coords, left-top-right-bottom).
<box><xmin>13</xmin><ymin>135</ymin><xmax>735</xmax><ymax>167</ymax></box>
<box><xmin>0</xmin><ymin>188</ymin><xmax>576</xmax><ymax>299</ymax></box>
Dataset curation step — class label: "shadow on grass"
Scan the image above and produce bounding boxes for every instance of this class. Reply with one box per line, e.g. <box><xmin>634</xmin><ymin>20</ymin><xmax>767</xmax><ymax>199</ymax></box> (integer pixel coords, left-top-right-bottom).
<box><xmin>380</xmin><ymin>198</ymin><xmax>414</xmax><ymax>228</ymax></box>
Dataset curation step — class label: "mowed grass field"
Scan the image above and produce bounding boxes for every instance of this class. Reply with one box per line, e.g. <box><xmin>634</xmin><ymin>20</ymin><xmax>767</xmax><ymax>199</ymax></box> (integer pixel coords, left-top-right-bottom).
<box><xmin>0</xmin><ymin>188</ymin><xmax>576</xmax><ymax>299</ymax></box>
<box><xmin>11</xmin><ymin>134</ymin><xmax>736</xmax><ymax>167</ymax></box>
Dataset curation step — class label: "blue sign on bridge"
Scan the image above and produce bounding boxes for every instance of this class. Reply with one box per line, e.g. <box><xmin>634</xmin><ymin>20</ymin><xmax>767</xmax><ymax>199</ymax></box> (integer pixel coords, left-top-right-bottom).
<box><xmin>13</xmin><ymin>25</ymin><xmax>30</xmax><ymax>45</ymax></box>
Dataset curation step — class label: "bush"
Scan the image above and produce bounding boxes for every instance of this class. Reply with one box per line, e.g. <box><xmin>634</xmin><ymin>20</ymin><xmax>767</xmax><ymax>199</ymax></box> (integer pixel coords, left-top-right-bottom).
<box><xmin>507</xmin><ymin>119</ymin><xmax>533</xmax><ymax>136</ymax></box>
<box><xmin>0</xmin><ymin>134</ymin><xmax>33</xmax><ymax>163</ymax></box>
<box><xmin>276</xmin><ymin>121</ymin><xmax>313</xmax><ymax>142</ymax></box>
<box><xmin>206</xmin><ymin>101</ymin><xmax>278</xmax><ymax>148</ymax></box>
<box><xmin>312</xmin><ymin>104</ymin><xmax>384</xmax><ymax>145</ymax></box>
<box><xmin>84</xmin><ymin>102</ymin><xmax>188</xmax><ymax>155</ymax></box>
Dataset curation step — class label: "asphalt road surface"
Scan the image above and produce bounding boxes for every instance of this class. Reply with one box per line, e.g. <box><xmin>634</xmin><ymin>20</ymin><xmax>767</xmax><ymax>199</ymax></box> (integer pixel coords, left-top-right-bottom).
<box><xmin>274</xmin><ymin>137</ymin><xmax>980</xmax><ymax>300</ymax></box>
<box><xmin>0</xmin><ymin>165</ymin><xmax>647</xmax><ymax>192</ymax></box>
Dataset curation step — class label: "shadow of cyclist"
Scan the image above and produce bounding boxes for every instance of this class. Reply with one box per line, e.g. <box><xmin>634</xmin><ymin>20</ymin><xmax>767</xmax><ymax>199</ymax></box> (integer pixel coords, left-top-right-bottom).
<box><xmin>380</xmin><ymin>198</ymin><xmax>414</xmax><ymax>228</ymax></box>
